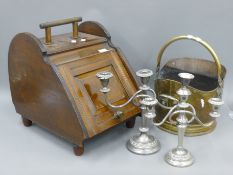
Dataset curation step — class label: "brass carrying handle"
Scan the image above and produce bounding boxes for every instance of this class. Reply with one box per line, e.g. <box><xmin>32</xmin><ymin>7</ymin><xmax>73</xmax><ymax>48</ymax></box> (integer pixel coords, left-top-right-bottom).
<box><xmin>39</xmin><ymin>17</ymin><xmax>82</xmax><ymax>44</ymax></box>
<box><xmin>156</xmin><ymin>35</ymin><xmax>222</xmax><ymax>87</ymax></box>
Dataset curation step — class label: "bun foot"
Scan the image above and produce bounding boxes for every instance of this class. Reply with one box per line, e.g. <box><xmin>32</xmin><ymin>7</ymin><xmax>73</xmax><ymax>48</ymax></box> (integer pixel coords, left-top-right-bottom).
<box><xmin>22</xmin><ymin>117</ymin><xmax>32</xmax><ymax>127</ymax></box>
<box><xmin>73</xmin><ymin>145</ymin><xmax>84</xmax><ymax>156</ymax></box>
<box><xmin>125</xmin><ymin>117</ymin><xmax>136</xmax><ymax>128</ymax></box>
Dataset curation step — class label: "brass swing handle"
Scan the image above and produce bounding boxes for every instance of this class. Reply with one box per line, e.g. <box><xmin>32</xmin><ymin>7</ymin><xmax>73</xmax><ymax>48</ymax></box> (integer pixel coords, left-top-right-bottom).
<box><xmin>39</xmin><ymin>17</ymin><xmax>82</xmax><ymax>44</ymax></box>
<box><xmin>156</xmin><ymin>35</ymin><xmax>222</xmax><ymax>87</ymax></box>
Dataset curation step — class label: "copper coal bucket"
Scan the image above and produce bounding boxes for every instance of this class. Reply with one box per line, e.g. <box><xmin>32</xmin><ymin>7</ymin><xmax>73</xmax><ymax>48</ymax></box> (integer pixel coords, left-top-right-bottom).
<box><xmin>154</xmin><ymin>35</ymin><xmax>226</xmax><ymax>136</ymax></box>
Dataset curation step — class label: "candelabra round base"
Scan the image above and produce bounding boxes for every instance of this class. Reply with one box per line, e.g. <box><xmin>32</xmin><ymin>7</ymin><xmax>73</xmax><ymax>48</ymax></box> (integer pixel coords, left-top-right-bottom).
<box><xmin>165</xmin><ymin>147</ymin><xmax>194</xmax><ymax>167</ymax></box>
<box><xmin>127</xmin><ymin>133</ymin><xmax>160</xmax><ymax>155</ymax></box>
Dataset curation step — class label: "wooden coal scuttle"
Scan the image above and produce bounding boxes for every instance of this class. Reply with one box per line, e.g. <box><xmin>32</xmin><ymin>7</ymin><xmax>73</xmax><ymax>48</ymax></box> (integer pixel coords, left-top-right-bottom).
<box><xmin>8</xmin><ymin>17</ymin><xmax>140</xmax><ymax>156</ymax></box>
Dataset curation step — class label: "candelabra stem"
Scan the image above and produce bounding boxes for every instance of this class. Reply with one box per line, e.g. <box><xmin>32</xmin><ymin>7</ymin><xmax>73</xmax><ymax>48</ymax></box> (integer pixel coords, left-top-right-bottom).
<box><xmin>140</xmin><ymin>110</ymin><xmax>148</xmax><ymax>133</ymax></box>
<box><xmin>127</xmin><ymin>108</ymin><xmax>160</xmax><ymax>155</ymax></box>
<box><xmin>177</xmin><ymin>124</ymin><xmax>185</xmax><ymax>149</ymax></box>
<box><xmin>165</xmin><ymin>114</ymin><xmax>194</xmax><ymax>167</ymax></box>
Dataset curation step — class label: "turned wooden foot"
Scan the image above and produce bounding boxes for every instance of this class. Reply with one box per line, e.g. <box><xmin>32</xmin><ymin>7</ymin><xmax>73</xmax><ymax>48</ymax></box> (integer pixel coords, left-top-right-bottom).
<box><xmin>22</xmin><ymin>117</ymin><xmax>32</xmax><ymax>127</ymax></box>
<box><xmin>73</xmin><ymin>145</ymin><xmax>84</xmax><ymax>156</ymax></box>
<box><xmin>125</xmin><ymin>117</ymin><xmax>136</xmax><ymax>128</ymax></box>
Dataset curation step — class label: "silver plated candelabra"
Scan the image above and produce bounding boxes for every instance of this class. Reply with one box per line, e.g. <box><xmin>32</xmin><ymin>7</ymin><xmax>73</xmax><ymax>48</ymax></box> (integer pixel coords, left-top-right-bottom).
<box><xmin>97</xmin><ymin>69</ymin><xmax>167</xmax><ymax>155</ymax></box>
<box><xmin>161</xmin><ymin>72</ymin><xmax>224</xmax><ymax>167</ymax></box>
<box><xmin>96</xmin><ymin>69</ymin><xmax>224</xmax><ymax>166</ymax></box>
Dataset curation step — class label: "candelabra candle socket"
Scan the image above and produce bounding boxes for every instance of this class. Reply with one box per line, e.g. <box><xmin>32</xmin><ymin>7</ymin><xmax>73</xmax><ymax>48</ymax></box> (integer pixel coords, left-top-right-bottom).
<box><xmin>176</xmin><ymin>73</ymin><xmax>194</xmax><ymax>102</ymax></box>
<box><xmin>136</xmin><ymin>69</ymin><xmax>153</xmax><ymax>90</ymax></box>
<box><xmin>178</xmin><ymin>72</ymin><xmax>195</xmax><ymax>87</ymax></box>
<box><xmin>96</xmin><ymin>71</ymin><xmax>113</xmax><ymax>93</ymax></box>
<box><xmin>208</xmin><ymin>97</ymin><xmax>224</xmax><ymax>118</ymax></box>
<box><xmin>140</xmin><ymin>97</ymin><xmax>157</xmax><ymax>119</ymax></box>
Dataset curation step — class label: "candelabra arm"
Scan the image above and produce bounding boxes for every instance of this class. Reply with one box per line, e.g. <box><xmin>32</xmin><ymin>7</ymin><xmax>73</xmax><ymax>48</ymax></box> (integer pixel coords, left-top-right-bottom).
<box><xmin>132</xmin><ymin>94</ymin><xmax>150</xmax><ymax>106</ymax></box>
<box><xmin>157</xmin><ymin>101</ymin><xmax>174</xmax><ymax>110</ymax></box>
<box><xmin>169</xmin><ymin>110</ymin><xmax>193</xmax><ymax>124</ymax></box>
<box><xmin>145</xmin><ymin>88</ymin><xmax>156</xmax><ymax>97</ymax></box>
<box><xmin>186</xmin><ymin>103</ymin><xmax>211</xmax><ymax>126</ymax></box>
<box><xmin>104</xmin><ymin>89</ymin><xmax>143</xmax><ymax>109</ymax></box>
<box><xmin>148</xmin><ymin>89</ymin><xmax>176</xmax><ymax>109</ymax></box>
<box><xmin>186</xmin><ymin>103</ymin><xmax>196</xmax><ymax>123</ymax></box>
<box><xmin>192</xmin><ymin>112</ymin><xmax>212</xmax><ymax>127</ymax></box>
<box><xmin>160</xmin><ymin>94</ymin><xmax>179</xmax><ymax>103</ymax></box>
<box><xmin>188</xmin><ymin>103</ymin><xmax>196</xmax><ymax>115</ymax></box>
<box><xmin>153</xmin><ymin>104</ymin><xmax>178</xmax><ymax>126</ymax></box>
<box><xmin>104</xmin><ymin>87</ymin><xmax>157</xmax><ymax>109</ymax></box>
<box><xmin>168</xmin><ymin>109</ymin><xmax>212</xmax><ymax>127</ymax></box>
<box><xmin>167</xmin><ymin>103</ymin><xmax>197</xmax><ymax>124</ymax></box>
<box><xmin>155</xmin><ymin>94</ymin><xmax>178</xmax><ymax>110</ymax></box>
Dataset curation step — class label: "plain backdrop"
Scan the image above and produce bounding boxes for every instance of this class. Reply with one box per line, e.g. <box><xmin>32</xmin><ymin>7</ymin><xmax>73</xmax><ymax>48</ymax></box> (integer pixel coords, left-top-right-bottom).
<box><xmin>1</xmin><ymin>0</ymin><xmax>233</xmax><ymax>107</ymax></box>
<box><xmin>0</xmin><ymin>0</ymin><xmax>233</xmax><ymax>175</ymax></box>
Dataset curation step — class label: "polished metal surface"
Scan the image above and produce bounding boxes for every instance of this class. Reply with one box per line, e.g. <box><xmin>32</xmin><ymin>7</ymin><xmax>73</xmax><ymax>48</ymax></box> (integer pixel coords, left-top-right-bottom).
<box><xmin>165</xmin><ymin>147</ymin><xmax>194</xmax><ymax>167</ymax></box>
<box><xmin>96</xmin><ymin>71</ymin><xmax>113</xmax><ymax>93</ymax></box>
<box><xmin>165</xmin><ymin>113</ymin><xmax>194</xmax><ymax>167</ymax></box>
<box><xmin>127</xmin><ymin>106</ymin><xmax>159</xmax><ymax>154</ymax></box>
<box><xmin>208</xmin><ymin>98</ymin><xmax>224</xmax><ymax>118</ymax></box>
<box><xmin>97</xmin><ymin>69</ymin><xmax>161</xmax><ymax>155</ymax></box>
<box><xmin>178</xmin><ymin>72</ymin><xmax>195</xmax><ymax>87</ymax></box>
<box><xmin>136</xmin><ymin>69</ymin><xmax>153</xmax><ymax>90</ymax></box>
<box><xmin>155</xmin><ymin>35</ymin><xmax>226</xmax><ymax>136</ymax></box>
<box><xmin>156</xmin><ymin>35</ymin><xmax>223</xmax><ymax>87</ymax></box>
<box><xmin>163</xmin><ymin>72</ymin><xmax>224</xmax><ymax>167</ymax></box>
<box><xmin>127</xmin><ymin>133</ymin><xmax>160</xmax><ymax>155</ymax></box>
<box><xmin>96</xmin><ymin>69</ymin><xmax>224</xmax><ymax>165</ymax></box>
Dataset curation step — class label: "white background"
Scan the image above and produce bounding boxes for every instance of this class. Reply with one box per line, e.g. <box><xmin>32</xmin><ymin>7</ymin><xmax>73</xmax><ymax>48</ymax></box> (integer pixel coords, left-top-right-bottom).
<box><xmin>0</xmin><ymin>0</ymin><xmax>233</xmax><ymax>174</ymax></box>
